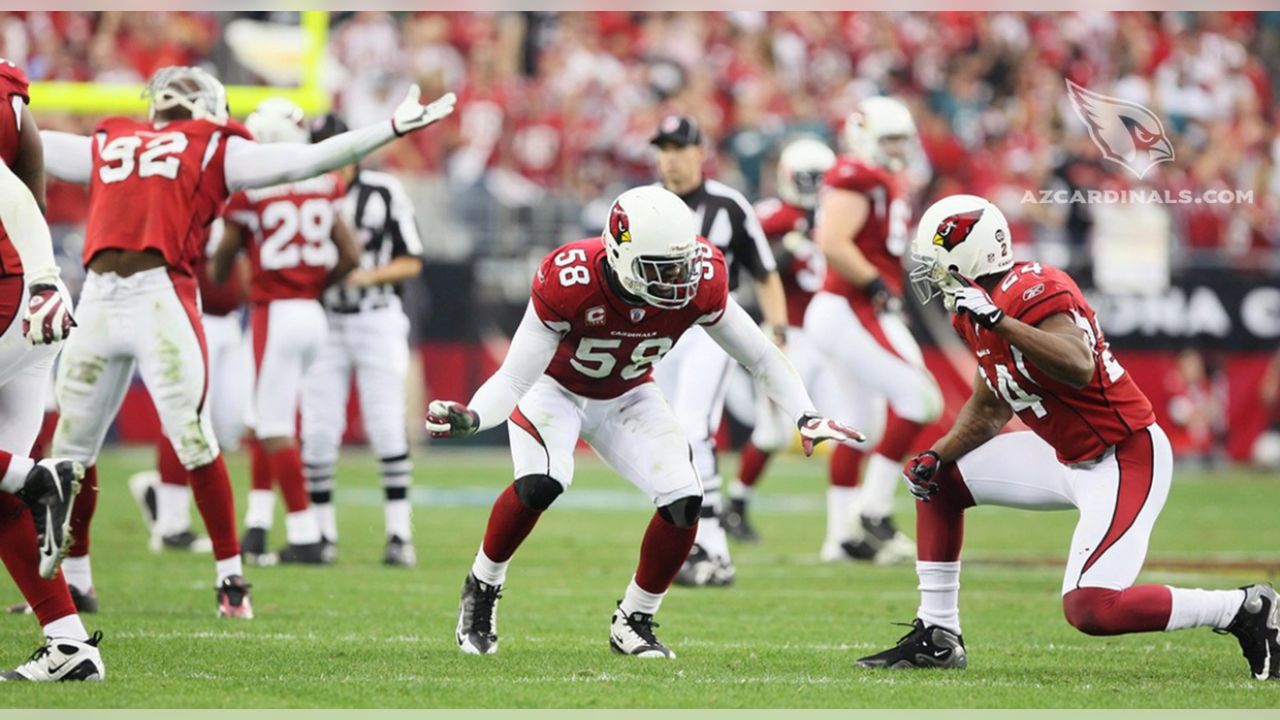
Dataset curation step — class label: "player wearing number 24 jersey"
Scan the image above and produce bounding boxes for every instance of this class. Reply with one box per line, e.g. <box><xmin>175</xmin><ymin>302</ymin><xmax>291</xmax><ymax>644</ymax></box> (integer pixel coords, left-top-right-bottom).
<box><xmin>856</xmin><ymin>194</ymin><xmax>1279</xmax><ymax>680</ymax></box>
<box><xmin>427</xmin><ymin>186</ymin><xmax>863</xmax><ymax>660</ymax></box>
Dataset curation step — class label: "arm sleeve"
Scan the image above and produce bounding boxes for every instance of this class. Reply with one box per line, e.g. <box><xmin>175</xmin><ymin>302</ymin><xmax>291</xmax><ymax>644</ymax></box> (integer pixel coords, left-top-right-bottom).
<box><xmin>704</xmin><ymin>297</ymin><xmax>815</xmax><ymax>423</ymax></box>
<box><xmin>223</xmin><ymin>122</ymin><xmax>397</xmax><ymax>192</ymax></box>
<box><xmin>0</xmin><ymin>157</ymin><xmax>57</xmax><ymax>284</ymax></box>
<box><xmin>39</xmin><ymin>131</ymin><xmax>93</xmax><ymax>185</ymax></box>
<box><xmin>467</xmin><ymin>300</ymin><xmax>562</xmax><ymax>432</ymax></box>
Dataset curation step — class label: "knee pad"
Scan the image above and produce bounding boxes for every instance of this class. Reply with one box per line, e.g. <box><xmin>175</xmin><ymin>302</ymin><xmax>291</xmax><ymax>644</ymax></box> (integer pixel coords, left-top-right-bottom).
<box><xmin>1063</xmin><ymin>588</ymin><xmax>1121</xmax><ymax>636</ymax></box>
<box><xmin>657</xmin><ymin>494</ymin><xmax>702</xmax><ymax>528</ymax></box>
<box><xmin>513</xmin><ymin>474</ymin><xmax>564</xmax><ymax>512</ymax></box>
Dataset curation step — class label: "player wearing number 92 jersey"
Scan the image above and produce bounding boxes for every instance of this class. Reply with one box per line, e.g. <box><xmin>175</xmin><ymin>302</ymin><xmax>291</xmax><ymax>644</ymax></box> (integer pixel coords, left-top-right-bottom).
<box><xmin>426</xmin><ymin>186</ymin><xmax>861</xmax><ymax>659</ymax></box>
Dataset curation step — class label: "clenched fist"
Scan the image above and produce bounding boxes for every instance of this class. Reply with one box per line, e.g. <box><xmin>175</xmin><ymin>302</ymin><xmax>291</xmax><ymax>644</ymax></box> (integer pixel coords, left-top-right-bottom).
<box><xmin>902</xmin><ymin>450</ymin><xmax>942</xmax><ymax>502</ymax></box>
<box><xmin>23</xmin><ymin>284</ymin><xmax>74</xmax><ymax>345</ymax></box>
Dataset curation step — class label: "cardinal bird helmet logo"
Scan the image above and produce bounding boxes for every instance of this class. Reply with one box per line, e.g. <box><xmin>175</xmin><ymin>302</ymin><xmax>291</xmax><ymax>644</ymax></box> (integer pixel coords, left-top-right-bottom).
<box><xmin>1065</xmin><ymin>79</ymin><xmax>1174</xmax><ymax>179</ymax></box>
<box><xmin>933</xmin><ymin>209</ymin><xmax>984</xmax><ymax>251</ymax></box>
<box><xmin>609</xmin><ymin>202</ymin><xmax>632</xmax><ymax>244</ymax></box>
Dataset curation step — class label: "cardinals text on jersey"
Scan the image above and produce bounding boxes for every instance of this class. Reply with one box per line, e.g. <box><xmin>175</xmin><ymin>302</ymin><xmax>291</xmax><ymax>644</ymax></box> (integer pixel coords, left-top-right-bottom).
<box><xmin>953</xmin><ymin>261</ymin><xmax>1155</xmax><ymax>464</ymax></box>
<box><xmin>819</xmin><ymin>155</ymin><xmax>911</xmax><ymax>306</ymax></box>
<box><xmin>223</xmin><ymin>172</ymin><xmax>346</xmax><ymax>305</ymax></box>
<box><xmin>530</xmin><ymin>236</ymin><xmax>729</xmax><ymax>400</ymax></box>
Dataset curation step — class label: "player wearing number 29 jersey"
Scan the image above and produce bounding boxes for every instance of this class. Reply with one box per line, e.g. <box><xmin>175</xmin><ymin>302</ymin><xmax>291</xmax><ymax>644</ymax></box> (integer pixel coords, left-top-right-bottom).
<box><xmin>858</xmin><ymin>195</ymin><xmax>1278</xmax><ymax>680</ymax></box>
<box><xmin>530</xmin><ymin>235</ymin><xmax>727</xmax><ymax>400</ymax></box>
<box><xmin>426</xmin><ymin>186</ymin><xmax>861</xmax><ymax>660</ymax></box>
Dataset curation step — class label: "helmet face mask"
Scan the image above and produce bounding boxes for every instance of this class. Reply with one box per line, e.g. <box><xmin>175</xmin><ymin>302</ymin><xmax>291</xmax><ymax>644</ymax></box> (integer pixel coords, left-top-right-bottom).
<box><xmin>144</xmin><ymin>66</ymin><xmax>228</xmax><ymax>125</ymax></box>
<box><xmin>603</xmin><ymin>186</ymin><xmax>701</xmax><ymax>310</ymax></box>
<box><xmin>777</xmin><ymin>137</ymin><xmax>836</xmax><ymax>209</ymax></box>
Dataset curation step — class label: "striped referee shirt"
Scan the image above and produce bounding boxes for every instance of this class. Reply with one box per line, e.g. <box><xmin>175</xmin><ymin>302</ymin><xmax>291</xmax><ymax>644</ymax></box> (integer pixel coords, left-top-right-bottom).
<box><xmin>324</xmin><ymin>169</ymin><xmax>424</xmax><ymax>313</ymax></box>
<box><xmin>667</xmin><ymin>179</ymin><xmax>776</xmax><ymax>291</ymax></box>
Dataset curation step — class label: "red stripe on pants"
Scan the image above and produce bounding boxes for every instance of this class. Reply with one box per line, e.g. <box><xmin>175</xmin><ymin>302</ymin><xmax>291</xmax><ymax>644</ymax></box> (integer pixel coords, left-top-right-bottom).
<box><xmin>1080</xmin><ymin>429</ymin><xmax>1155</xmax><ymax>577</ymax></box>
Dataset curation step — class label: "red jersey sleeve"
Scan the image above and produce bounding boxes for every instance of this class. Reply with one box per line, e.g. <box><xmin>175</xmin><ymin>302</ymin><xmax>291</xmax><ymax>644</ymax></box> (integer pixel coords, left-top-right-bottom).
<box><xmin>995</xmin><ymin>263</ymin><xmax>1081</xmax><ymax>328</ymax></box>
<box><xmin>755</xmin><ymin>198</ymin><xmax>794</xmax><ymax>237</ymax></box>
<box><xmin>529</xmin><ymin>250</ymin><xmax>576</xmax><ymax>331</ymax></box>
<box><xmin>823</xmin><ymin>156</ymin><xmax>883</xmax><ymax>194</ymax></box>
<box><xmin>694</xmin><ymin>241</ymin><xmax>730</xmax><ymax>325</ymax></box>
<box><xmin>0</xmin><ymin>61</ymin><xmax>29</xmax><ymax>104</ymax></box>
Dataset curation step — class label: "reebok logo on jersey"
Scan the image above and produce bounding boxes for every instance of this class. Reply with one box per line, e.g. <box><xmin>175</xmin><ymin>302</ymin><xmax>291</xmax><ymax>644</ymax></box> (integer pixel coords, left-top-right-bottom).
<box><xmin>1022</xmin><ymin>283</ymin><xmax>1045</xmax><ymax>302</ymax></box>
<box><xmin>933</xmin><ymin>209</ymin><xmax>984</xmax><ymax>251</ymax></box>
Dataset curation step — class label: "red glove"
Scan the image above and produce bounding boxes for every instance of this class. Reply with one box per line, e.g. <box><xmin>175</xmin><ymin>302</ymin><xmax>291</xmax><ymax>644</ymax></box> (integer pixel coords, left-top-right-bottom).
<box><xmin>902</xmin><ymin>450</ymin><xmax>942</xmax><ymax>502</ymax></box>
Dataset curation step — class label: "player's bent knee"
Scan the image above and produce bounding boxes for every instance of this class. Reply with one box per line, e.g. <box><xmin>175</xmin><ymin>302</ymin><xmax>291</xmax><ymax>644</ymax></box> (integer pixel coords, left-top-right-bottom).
<box><xmin>1062</xmin><ymin>587</ymin><xmax>1125</xmax><ymax>636</ymax></box>
<box><xmin>513</xmin><ymin>474</ymin><xmax>564</xmax><ymax>511</ymax></box>
<box><xmin>657</xmin><ymin>494</ymin><xmax>702</xmax><ymax>528</ymax></box>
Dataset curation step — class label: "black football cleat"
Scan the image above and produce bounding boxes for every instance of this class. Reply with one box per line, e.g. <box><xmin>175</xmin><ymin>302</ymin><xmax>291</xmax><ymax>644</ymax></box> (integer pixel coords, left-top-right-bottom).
<box><xmin>722</xmin><ymin>497</ymin><xmax>760</xmax><ymax>543</ymax></box>
<box><xmin>1216</xmin><ymin>584</ymin><xmax>1280</xmax><ymax>680</ymax></box>
<box><xmin>456</xmin><ymin>574</ymin><xmax>501</xmax><ymax>655</ymax></box>
<box><xmin>673</xmin><ymin>543</ymin><xmax>735</xmax><ymax>587</ymax></box>
<box><xmin>240</xmin><ymin>527</ymin><xmax>273</xmax><ymax>566</ymax></box>
<box><xmin>277</xmin><ymin>542</ymin><xmax>332</xmax><ymax>565</ymax></box>
<box><xmin>856</xmin><ymin>618</ymin><xmax>968</xmax><ymax>669</ymax></box>
<box><xmin>609</xmin><ymin>604</ymin><xmax>674</xmax><ymax>658</ymax></box>
<box><xmin>153</xmin><ymin>529</ymin><xmax>212</xmax><ymax>554</ymax></box>
<box><xmin>383</xmin><ymin>536</ymin><xmax>416</xmax><ymax>567</ymax></box>
<box><xmin>7</xmin><ymin>585</ymin><xmax>97</xmax><ymax>616</ymax></box>
<box><xmin>17</xmin><ymin>459</ymin><xmax>83</xmax><ymax>579</ymax></box>
<box><xmin>216</xmin><ymin>575</ymin><xmax>253</xmax><ymax>619</ymax></box>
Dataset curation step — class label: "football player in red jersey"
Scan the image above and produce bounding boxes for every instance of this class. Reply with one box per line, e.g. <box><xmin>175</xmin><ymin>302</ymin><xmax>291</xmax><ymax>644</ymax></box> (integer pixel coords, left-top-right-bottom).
<box><xmin>212</xmin><ymin>98</ymin><xmax>360</xmax><ymax>566</ymax></box>
<box><xmin>427</xmin><ymin>186</ymin><xmax>862</xmax><ymax>658</ymax></box>
<box><xmin>39</xmin><ymin>66</ymin><xmax>455</xmax><ymax>618</ymax></box>
<box><xmin>857</xmin><ymin>195</ymin><xmax>1280</xmax><ymax>679</ymax></box>
<box><xmin>724</xmin><ymin>136</ymin><xmax>843</xmax><ymax>544</ymax></box>
<box><xmin>805</xmin><ymin>96</ymin><xmax>941</xmax><ymax>565</ymax></box>
<box><xmin>0</xmin><ymin>58</ymin><xmax>104</xmax><ymax>681</ymax></box>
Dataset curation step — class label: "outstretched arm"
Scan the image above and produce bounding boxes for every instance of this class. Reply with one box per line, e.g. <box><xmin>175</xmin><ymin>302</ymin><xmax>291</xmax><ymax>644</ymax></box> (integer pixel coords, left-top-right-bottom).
<box><xmin>704</xmin><ymin>297</ymin><xmax>813</xmax><ymax>422</ymax></box>
<box><xmin>427</xmin><ymin>300</ymin><xmax>561</xmax><ymax>437</ymax></box>
<box><xmin>39</xmin><ymin>130</ymin><xmax>93</xmax><ymax>185</ymax></box>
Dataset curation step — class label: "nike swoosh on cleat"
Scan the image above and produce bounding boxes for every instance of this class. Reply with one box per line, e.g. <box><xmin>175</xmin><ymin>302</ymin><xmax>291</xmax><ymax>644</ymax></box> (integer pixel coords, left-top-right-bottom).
<box><xmin>932</xmin><ymin>649</ymin><xmax>951</xmax><ymax>659</ymax></box>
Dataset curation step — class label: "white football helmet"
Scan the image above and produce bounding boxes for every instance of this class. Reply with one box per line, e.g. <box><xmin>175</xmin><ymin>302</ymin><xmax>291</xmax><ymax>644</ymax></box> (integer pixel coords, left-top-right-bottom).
<box><xmin>843</xmin><ymin>96</ymin><xmax>916</xmax><ymax>172</ymax></box>
<box><xmin>909</xmin><ymin>194</ymin><xmax>1014</xmax><ymax>309</ymax></box>
<box><xmin>603</xmin><ymin>186</ymin><xmax>701</xmax><ymax>310</ymax></box>
<box><xmin>144</xmin><ymin>66</ymin><xmax>228</xmax><ymax>125</ymax></box>
<box><xmin>245</xmin><ymin>97</ymin><xmax>309</xmax><ymax>144</ymax></box>
<box><xmin>777</xmin><ymin>137</ymin><xmax>836</xmax><ymax>209</ymax></box>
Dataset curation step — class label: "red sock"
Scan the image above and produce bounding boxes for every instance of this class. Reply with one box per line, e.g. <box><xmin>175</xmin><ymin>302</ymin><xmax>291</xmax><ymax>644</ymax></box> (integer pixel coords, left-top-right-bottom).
<box><xmin>157</xmin><ymin>439</ymin><xmax>187</xmax><ymax>487</ymax></box>
<box><xmin>247</xmin><ymin>437</ymin><xmax>271</xmax><ymax>492</ymax></box>
<box><xmin>876</xmin><ymin>409</ymin><xmax>927</xmax><ymax>462</ymax></box>
<box><xmin>267</xmin><ymin>447</ymin><xmax>309</xmax><ymax>513</ymax></box>
<box><xmin>737</xmin><ymin>443</ymin><xmax>771</xmax><ymax>488</ymax></box>
<box><xmin>481</xmin><ymin>485</ymin><xmax>543</xmax><ymax>563</ymax></box>
<box><xmin>634</xmin><ymin>512</ymin><xmax>698</xmax><ymax>594</ymax></box>
<box><xmin>1063</xmin><ymin>585</ymin><xmax>1173</xmax><ymax>635</ymax></box>
<box><xmin>916</xmin><ymin>464</ymin><xmax>975</xmax><ymax>562</ymax></box>
<box><xmin>68</xmin><ymin>465</ymin><xmax>97</xmax><ymax>557</ymax></box>
<box><xmin>828</xmin><ymin>443</ymin><xmax>866</xmax><ymax>488</ymax></box>
<box><xmin>0</xmin><ymin>494</ymin><xmax>77</xmax><ymax>626</ymax></box>
<box><xmin>188</xmin><ymin>457</ymin><xmax>240</xmax><ymax>560</ymax></box>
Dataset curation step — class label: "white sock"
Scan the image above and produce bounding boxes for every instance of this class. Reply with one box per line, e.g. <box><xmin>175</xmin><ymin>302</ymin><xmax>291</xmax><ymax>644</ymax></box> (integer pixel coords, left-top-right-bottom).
<box><xmin>916</xmin><ymin>560</ymin><xmax>962</xmax><ymax>634</ymax></box>
<box><xmin>42</xmin><ymin>614</ymin><xmax>88</xmax><ymax>642</ymax></box>
<box><xmin>728</xmin><ymin>478</ymin><xmax>751</xmax><ymax>502</ymax></box>
<box><xmin>314</xmin><ymin>501</ymin><xmax>338</xmax><ymax>542</ymax></box>
<box><xmin>284</xmin><ymin>509</ymin><xmax>321</xmax><ymax>545</ymax></box>
<box><xmin>825</xmin><ymin>486</ymin><xmax>860</xmax><ymax>545</ymax></box>
<box><xmin>215</xmin><ymin>556</ymin><xmax>243</xmax><ymax>585</ymax></box>
<box><xmin>384</xmin><ymin>499</ymin><xmax>412</xmax><ymax>541</ymax></box>
<box><xmin>471</xmin><ymin>547</ymin><xmax>508</xmax><ymax>587</ymax></box>
<box><xmin>0</xmin><ymin>455</ymin><xmax>33</xmax><ymax>494</ymax></box>
<box><xmin>245</xmin><ymin>489</ymin><xmax>275</xmax><ymax>530</ymax></box>
<box><xmin>62</xmin><ymin>556</ymin><xmax>92</xmax><ymax>594</ymax></box>
<box><xmin>1165</xmin><ymin>587</ymin><xmax>1246</xmax><ymax>631</ymax></box>
<box><xmin>859</xmin><ymin>453</ymin><xmax>901</xmax><ymax>520</ymax></box>
<box><xmin>620</xmin><ymin>576</ymin><xmax>664</xmax><ymax>616</ymax></box>
<box><xmin>155</xmin><ymin>482</ymin><xmax>192</xmax><ymax>536</ymax></box>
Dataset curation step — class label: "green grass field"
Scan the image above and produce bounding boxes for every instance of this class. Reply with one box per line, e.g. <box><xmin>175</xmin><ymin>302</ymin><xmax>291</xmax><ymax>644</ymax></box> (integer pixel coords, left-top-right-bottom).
<box><xmin>2</xmin><ymin>445</ymin><xmax>1278</xmax><ymax>708</ymax></box>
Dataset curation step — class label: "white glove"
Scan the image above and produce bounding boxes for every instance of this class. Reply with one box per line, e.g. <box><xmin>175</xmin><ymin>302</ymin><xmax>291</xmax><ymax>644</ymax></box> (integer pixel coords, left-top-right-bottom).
<box><xmin>391</xmin><ymin>86</ymin><xmax>457</xmax><ymax>137</ymax></box>
<box><xmin>950</xmin><ymin>272</ymin><xmax>1004</xmax><ymax>329</ymax></box>
<box><xmin>23</xmin><ymin>282</ymin><xmax>74</xmax><ymax>345</ymax></box>
<box><xmin>425</xmin><ymin>400</ymin><xmax>480</xmax><ymax>439</ymax></box>
<box><xmin>797</xmin><ymin>413</ymin><xmax>865</xmax><ymax>457</ymax></box>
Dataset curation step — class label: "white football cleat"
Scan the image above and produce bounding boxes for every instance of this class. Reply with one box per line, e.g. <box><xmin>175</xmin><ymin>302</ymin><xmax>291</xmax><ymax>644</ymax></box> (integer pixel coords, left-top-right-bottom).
<box><xmin>0</xmin><ymin>632</ymin><xmax>104</xmax><ymax>681</ymax></box>
<box><xmin>609</xmin><ymin>605</ymin><xmax>674</xmax><ymax>659</ymax></box>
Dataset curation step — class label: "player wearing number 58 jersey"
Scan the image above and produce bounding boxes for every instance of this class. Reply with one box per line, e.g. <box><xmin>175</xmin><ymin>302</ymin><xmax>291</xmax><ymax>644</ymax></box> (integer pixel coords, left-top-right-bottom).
<box><xmin>40</xmin><ymin>66</ymin><xmax>456</xmax><ymax>618</ymax></box>
<box><xmin>427</xmin><ymin>186</ymin><xmax>862</xmax><ymax>659</ymax></box>
<box><xmin>857</xmin><ymin>195</ymin><xmax>1280</xmax><ymax>679</ymax></box>
<box><xmin>212</xmin><ymin>98</ymin><xmax>361</xmax><ymax>566</ymax></box>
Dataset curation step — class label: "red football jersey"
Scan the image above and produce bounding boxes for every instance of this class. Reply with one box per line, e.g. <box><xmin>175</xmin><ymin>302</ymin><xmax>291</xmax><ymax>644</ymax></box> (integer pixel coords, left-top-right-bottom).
<box><xmin>531</xmin><ymin>236</ymin><xmax>729</xmax><ymax>400</ymax></box>
<box><xmin>819</xmin><ymin>155</ymin><xmax>911</xmax><ymax>307</ymax></box>
<box><xmin>756</xmin><ymin>197</ymin><xmax>823</xmax><ymax>327</ymax></box>
<box><xmin>952</xmin><ymin>261</ymin><xmax>1155</xmax><ymax>464</ymax></box>
<box><xmin>84</xmin><ymin>117</ymin><xmax>252</xmax><ymax>275</ymax></box>
<box><xmin>0</xmin><ymin>60</ymin><xmax>29</xmax><ymax>276</ymax></box>
<box><xmin>223</xmin><ymin>173</ymin><xmax>346</xmax><ymax>305</ymax></box>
